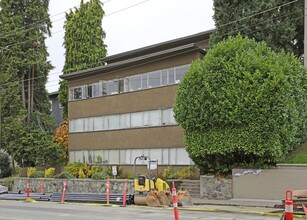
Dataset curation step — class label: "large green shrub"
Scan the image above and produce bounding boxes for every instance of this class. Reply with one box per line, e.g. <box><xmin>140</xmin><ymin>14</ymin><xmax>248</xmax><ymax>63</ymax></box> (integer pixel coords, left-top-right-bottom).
<box><xmin>91</xmin><ymin>171</ymin><xmax>109</xmax><ymax>180</ymax></box>
<box><xmin>174</xmin><ymin>35</ymin><xmax>307</xmax><ymax>173</ymax></box>
<box><xmin>0</xmin><ymin>152</ymin><xmax>12</xmax><ymax>178</ymax></box>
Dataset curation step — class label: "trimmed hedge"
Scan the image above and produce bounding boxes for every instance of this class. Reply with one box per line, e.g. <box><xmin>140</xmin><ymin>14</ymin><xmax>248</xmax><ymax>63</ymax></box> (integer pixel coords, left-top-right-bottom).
<box><xmin>174</xmin><ymin>35</ymin><xmax>307</xmax><ymax>173</ymax></box>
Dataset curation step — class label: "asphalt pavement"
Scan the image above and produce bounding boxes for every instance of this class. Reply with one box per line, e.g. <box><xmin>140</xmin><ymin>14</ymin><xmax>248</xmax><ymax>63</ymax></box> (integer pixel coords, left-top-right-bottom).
<box><xmin>0</xmin><ymin>200</ymin><xmax>293</xmax><ymax>220</ymax></box>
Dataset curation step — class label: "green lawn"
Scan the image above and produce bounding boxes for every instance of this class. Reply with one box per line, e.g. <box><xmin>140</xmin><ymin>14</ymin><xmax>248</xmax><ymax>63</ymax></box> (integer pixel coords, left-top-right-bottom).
<box><xmin>285</xmin><ymin>142</ymin><xmax>307</xmax><ymax>164</ymax></box>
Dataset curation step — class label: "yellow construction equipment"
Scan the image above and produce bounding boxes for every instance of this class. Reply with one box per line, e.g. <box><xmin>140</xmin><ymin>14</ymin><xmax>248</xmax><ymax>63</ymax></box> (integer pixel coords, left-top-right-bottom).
<box><xmin>133</xmin><ymin>155</ymin><xmax>192</xmax><ymax>207</ymax></box>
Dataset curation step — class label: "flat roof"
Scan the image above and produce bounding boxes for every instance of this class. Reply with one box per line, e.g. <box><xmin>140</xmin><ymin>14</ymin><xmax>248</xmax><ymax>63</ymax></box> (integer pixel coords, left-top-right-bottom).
<box><xmin>60</xmin><ymin>43</ymin><xmax>205</xmax><ymax>81</ymax></box>
<box><xmin>102</xmin><ymin>29</ymin><xmax>214</xmax><ymax>64</ymax></box>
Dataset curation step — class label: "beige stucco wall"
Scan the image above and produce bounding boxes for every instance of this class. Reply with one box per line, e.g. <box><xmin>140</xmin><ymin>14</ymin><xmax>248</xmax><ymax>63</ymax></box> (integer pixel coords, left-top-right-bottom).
<box><xmin>233</xmin><ymin>165</ymin><xmax>307</xmax><ymax>200</ymax></box>
<box><xmin>69</xmin><ymin>126</ymin><xmax>184</xmax><ymax>151</ymax></box>
<box><xmin>69</xmin><ymin>85</ymin><xmax>178</xmax><ymax>119</ymax></box>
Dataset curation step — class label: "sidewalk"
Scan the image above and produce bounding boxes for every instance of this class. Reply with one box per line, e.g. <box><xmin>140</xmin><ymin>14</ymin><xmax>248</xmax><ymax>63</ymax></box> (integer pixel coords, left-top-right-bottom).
<box><xmin>182</xmin><ymin>198</ymin><xmax>291</xmax><ymax>218</ymax></box>
<box><xmin>192</xmin><ymin>198</ymin><xmax>282</xmax><ymax>208</ymax></box>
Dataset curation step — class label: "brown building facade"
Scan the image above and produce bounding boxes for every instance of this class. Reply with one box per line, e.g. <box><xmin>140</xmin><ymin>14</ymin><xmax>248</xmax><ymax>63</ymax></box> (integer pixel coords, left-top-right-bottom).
<box><xmin>60</xmin><ymin>30</ymin><xmax>213</xmax><ymax>166</ymax></box>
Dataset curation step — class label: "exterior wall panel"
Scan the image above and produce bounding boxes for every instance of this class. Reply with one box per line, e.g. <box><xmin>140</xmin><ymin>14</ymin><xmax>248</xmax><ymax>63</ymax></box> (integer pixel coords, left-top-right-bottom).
<box><xmin>68</xmin><ymin>126</ymin><xmax>184</xmax><ymax>151</ymax></box>
<box><xmin>68</xmin><ymin>85</ymin><xmax>178</xmax><ymax>119</ymax></box>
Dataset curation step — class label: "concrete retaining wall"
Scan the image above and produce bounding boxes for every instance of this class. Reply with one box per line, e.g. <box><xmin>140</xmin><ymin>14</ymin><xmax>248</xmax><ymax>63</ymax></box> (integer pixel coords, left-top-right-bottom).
<box><xmin>200</xmin><ymin>175</ymin><xmax>232</xmax><ymax>199</ymax></box>
<box><xmin>13</xmin><ymin>178</ymin><xmax>134</xmax><ymax>194</ymax></box>
<box><xmin>232</xmin><ymin>165</ymin><xmax>307</xmax><ymax>200</ymax></box>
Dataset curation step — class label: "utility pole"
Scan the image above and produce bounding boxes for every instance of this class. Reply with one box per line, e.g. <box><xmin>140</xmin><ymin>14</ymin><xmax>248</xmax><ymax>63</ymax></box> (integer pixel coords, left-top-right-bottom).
<box><xmin>305</xmin><ymin>0</ymin><xmax>307</xmax><ymax>67</ymax></box>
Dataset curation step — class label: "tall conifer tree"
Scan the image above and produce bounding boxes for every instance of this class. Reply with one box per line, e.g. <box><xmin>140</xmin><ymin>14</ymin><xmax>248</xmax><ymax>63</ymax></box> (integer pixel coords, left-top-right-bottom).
<box><xmin>210</xmin><ymin>0</ymin><xmax>304</xmax><ymax>57</ymax></box>
<box><xmin>0</xmin><ymin>0</ymin><xmax>62</xmax><ymax>166</ymax></box>
<box><xmin>59</xmin><ymin>0</ymin><xmax>107</xmax><ymax>118</ymax></box>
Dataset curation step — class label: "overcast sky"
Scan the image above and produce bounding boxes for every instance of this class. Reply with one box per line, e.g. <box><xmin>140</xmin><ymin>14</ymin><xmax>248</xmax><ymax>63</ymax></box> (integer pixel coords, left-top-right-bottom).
<box><xmin>46</xmin><ymin>0</ymin><xmax>215</xmax><ymax>92</ymax></box>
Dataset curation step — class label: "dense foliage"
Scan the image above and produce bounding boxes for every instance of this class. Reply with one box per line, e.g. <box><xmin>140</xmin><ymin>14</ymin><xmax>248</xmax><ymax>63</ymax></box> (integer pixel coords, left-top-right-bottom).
<box><xmin>210</xmin><ymin>0</ymin><xmax>304</xmax><ymax>58</ymax></box>
<box><xmin>54</xmin><ymin>120</ymin><xmax>69</xmax><ymax>163</ymax></box>
<box><xmin>58</xmin><ymin>0</ymin><xmax>107</xmax><ymax>118</ymax></box>
<box><xmin>174</xmin><ymin>35</ymin><xmax>307</xmax><ymax>173</ymax></box>
<box><xmin>0</xmin><ymin>152</ymin><xmax>12</xmax><ymax>178</ymax></box>
<box><xmin>0</xmin><ymin>0</ymin><xmax>57</xmax><ymax>167</ymax></box>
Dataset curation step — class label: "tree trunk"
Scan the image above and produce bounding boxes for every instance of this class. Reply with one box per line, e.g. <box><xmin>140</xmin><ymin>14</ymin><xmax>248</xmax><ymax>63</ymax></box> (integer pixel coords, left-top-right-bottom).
<box><xmin>27</xmin><ymin>70</ymin><xmax>31</xmax><ymax>124</ymax></box>
<box><xmin>31</xmin><ymin>65</ymin><xmax>34</xmax><ymax>112</ymax></box>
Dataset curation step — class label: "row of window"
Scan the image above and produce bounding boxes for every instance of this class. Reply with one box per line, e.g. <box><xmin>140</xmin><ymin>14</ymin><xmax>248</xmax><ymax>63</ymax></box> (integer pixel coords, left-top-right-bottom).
<box><xmin>69</xmin><ymin>64</ymin><xmax>190</xmax><ymax>101</ymax></box>
<box><xmin>69</xmin><ymin>147</ymin><xmax>193</xmax><ymax>165</ymax></box>
<box><xmin>69</xmin><ymin>108</ymin><xmax>177</xmax><ymax>133</ymax></box>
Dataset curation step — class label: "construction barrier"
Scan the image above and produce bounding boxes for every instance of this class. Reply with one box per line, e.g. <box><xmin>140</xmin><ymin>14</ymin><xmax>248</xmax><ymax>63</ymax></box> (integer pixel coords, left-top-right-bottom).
<box><xmin>26</xmin><ymin>180</ymin><xmax>30</xmax><ymax>198</ymax></box>
<box><xmin>122</xmin><ymin>181</ymin><xmax>127</xmax><ymax>206</ymax></box>
<box><xmin>106</xmin><ymin>179</ymin><xmax>110</xmax><ymax>205</ymax></box>
<box><xmin>285</xmin><ymin>189</ymin><xmax>293</xmax><ymax>220</ymax></box>
<box><xmin>172</xmin><ymin>182</ymin><xmax>179</xmax><ymax>220</ymax></box>
<box><xmin>61</xmin><ymin>180</ymin><xmax>67</xmax><ymax>204</ymax></box>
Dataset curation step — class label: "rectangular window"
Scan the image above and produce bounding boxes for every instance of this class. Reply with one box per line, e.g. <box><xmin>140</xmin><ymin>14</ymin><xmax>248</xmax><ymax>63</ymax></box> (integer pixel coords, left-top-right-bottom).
<box><xmin>109</xmin><ymin>115</ymin><xmax>119</xmax><ymax>130</ymax></box>
<box><xmin>109</xmin><ymin>150</ymin><xmax>119</xmax><ymax>164</ymax></box>
<box><xmin>170</xmin><ymin>110</ymin><xmax>177</xmax><ymax>124</ymax></box>
<box><xmin>141</xmin><ymin>74</ymin><xmax>148</xmax><ymax>89</ymax></box>
<box><xmin>161</xmin><ymin>70</ymin><xmax>168</xmax><ymax>85</ymax></box>
<box><xmin>69</xmin><ymin>120</ymin><xmax>75</xmax><ymax>132</ymax></box>
<box><xmin>131</xmin><ymin>112</ymin><xmax>143</xmax><ymax>127</ymax></box>
<box><xmin>75</xmin><ymin>118</ymin><xmax>84</xmax><ymax>132</ymax></box>
<box><xmin>102</xmin><ymin>116</ymin><xmax>108</xmax><ymax>130</ymax></box>
<box><xmin>162</xmin><ymin>148</ymin><xmax>169</xmax><ymax>165</ymax></box>
<box><xmin>120</xmin><ymin>114</ymin><xmax>130</xmax><ymax>129</ymax></box>
<box><xmin>162</xmin><ymin>108</ymin><xmax>171</xmax><ymax>125</ymax></box>
<box><xmin>169</xmin><ymin>148</ymin><xmax>177</xmax><ymax>165</ymax></box>
<box><xmin>175</xmin><ymin>65</ymin><xmax>189</xmax><ymax>83</ymax></box>
<box><xmin>107</xmin><ymin>80</ymin><xmax>118</xmax><ymax>95</ymax></box>
<box><xmin>119</xmin><ymin>150</ymin><xmax>126</xmax><ymax>164</ymax></box>
<box><xmin>168</xmin><ymin>68</ymin><xmax>175</xmax><ymax>84</ymax></box>
<box><xmin>101</xmin><ymin>81</ymin><xmax>107</xmax><ymax>96</ymax></box>
<box><xmin>176</xmin><ymin>148</ymin><xmax>191</xmax><ymax>165</ymax></box>
<box><xmin>73</xmin><ymin>87</ymin><xmax>83</xmax><ymax>100</ymax></box>
<box><xmin>87</xmin><ymin>85</ymin><xmax>93</xmax><ymax>98</ymax></box>
<box><xmin>149</xmin><ymin>110</ymin><xmax>161</xmax><ymax>126</ymax></box>
<box><xmin>118</xmin><ymin>79</ymin><xmax>125</xmax><ymax>93</ymax></box>
<box><xmin>93</xmin><ymin>117</ymin><xmax>103</xmax><ymax>131</ymax></box>
<box><xmin>92</xmin><ymin>83</ymin><xmax>101</xmax><ymax>97</ymax></box>
<box><xmin>84</xmin><ymin>117</ymin><xmax>94</xmax><ymax>131</ymax></box>
<box><xmin>129</xmin><ymin>75</ymin><xmax>142</xmax><ymax>91</ymax></box>
<box><xmin>148</xmin><ymin>71</ymin><xmax>161</xmax><ymax>88</ymax></box>
<box><xmin>143</xmin><ymin>111</ymin><xmax>150</xmax><ymax>126</ymax></box>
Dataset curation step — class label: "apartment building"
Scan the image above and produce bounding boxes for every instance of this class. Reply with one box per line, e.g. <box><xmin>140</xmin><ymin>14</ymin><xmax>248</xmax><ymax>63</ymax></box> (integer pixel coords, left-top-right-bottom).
<box><xmin>60</xmin><ymin>29</ymin><xmax>213</xmax><ymax>166</ymax></box>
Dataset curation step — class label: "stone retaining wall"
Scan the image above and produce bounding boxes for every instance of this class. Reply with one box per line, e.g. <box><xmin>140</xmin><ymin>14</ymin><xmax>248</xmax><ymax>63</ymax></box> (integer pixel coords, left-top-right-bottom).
<box><xmin>200</xmin><ymin>175</ymin><xmax>232</xmax><ymax>199</ymax></box>
<box><xmin>13</xmin><ymin>178</ymin><xmax>134</xmax><ymax>194</ymax></box>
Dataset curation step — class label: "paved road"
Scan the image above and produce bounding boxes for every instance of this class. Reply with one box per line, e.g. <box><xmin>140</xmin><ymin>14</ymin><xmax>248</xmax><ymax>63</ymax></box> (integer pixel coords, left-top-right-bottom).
<box><xmin>0</xmin><ymin>200</ymin><xmax>291</xmax><ymax>220</ymax></box>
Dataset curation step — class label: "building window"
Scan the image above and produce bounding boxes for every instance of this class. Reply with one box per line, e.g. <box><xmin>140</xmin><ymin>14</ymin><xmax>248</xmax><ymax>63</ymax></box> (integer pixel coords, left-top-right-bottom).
<box><xmin>141</xmin><ymin>74</ymin><xmax>148</xmax><ymax>89</ymax></box>
<box><xmin>168</xmin><ymin>68</ymin><xmax>175</xmax><ymax>84</ymax></box>
<box><xmin>73</xmin><ymin>87</ymin><xmax>83</xmax><ymax>100</ymax></box>
<box><xmin>130</xmin><ymin>112</ymin><xmax>143</xmax><ymax>128</ymax></box>
<box><xmin>129</xmin><ymin>75</ymin><xmax>142</xmax><ymax>91</ymax></box>
<box><xmin>175</xmin><ymin>65</ymin><xmax>189</xmax><ymax>83</ymax></box>
<box><xmin>161</xmin><ymin>70</ymin><xmax>168</xmax><ymax>85</ymax></box>
<box><xmin>109</xmin><ymin>115</ymin><xmax>120</xmax><ymax>130</ymax></box>
<box><xmin>70</xmin><ymin>147</ymin><xmax>193</xmax><ymax>165</ymax></box>
<box><xmin>107</xmin><ymin>80</ymin><xmax>118</xmax><ymax>95</ymax></box>
<box><xmin>148</xmin><ymin>71</ymin><xmax>161</xmax><ymax>88</ymax></box>
<box><xmin>69</xmin><ymin>108</ymin><xmax>177</xmax><ymax>133</ymax></box>
<box><xmin>68</xmin><ymin>65</ymin><xmax>190</xmax><ymax>101</ymax></box>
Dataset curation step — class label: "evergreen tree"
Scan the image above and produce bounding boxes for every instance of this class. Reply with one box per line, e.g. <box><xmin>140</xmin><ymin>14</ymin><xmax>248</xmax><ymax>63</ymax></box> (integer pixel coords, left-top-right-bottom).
<box><xmin>58</xmin><ymin>0</ymin><xmax>107</xmax><ymax>118</ymax></box>
<box><xmin>210</xmin><ymin>0</ymin><xmax>304</xmax><ymax>57</ymax></box>
<box><xmin>0</xmin><ymin>0</ymin><xmax>59</xmax><ymax>167</ymax></box>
